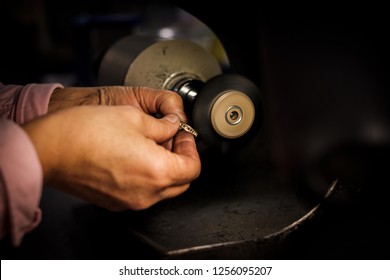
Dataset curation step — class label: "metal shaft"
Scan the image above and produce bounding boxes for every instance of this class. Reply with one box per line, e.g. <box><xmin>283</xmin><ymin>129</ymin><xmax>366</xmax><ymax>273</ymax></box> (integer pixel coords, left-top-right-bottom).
<box><xmin>171</xmin><ymin>78</ymin><xmax>204</xmax><ymax>118</ymax></box>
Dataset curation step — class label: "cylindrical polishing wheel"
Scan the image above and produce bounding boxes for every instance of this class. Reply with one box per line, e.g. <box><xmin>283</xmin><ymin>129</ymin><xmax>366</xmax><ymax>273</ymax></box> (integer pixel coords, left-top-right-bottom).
<box><xmin>193</xmin><ymin>74</ymin><xmax>262</xmax><ymax>148</ymax></box>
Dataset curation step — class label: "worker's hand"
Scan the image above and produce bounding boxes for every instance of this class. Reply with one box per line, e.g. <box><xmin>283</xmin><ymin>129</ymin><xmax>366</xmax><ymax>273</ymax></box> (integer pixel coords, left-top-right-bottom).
<box><xmin>22</xmin><ymin>105</ymin><xmax>201</xmax><ymax>211</ymax></box>
<box><xmin>48</xmin><ymin>86</ymin><xmax>187</xmax><ymax>121</ymax></box>
<box><xmin>49</xmin><ymin>85</ymin><xmax>190</xmax><ymax>159</ymax></box>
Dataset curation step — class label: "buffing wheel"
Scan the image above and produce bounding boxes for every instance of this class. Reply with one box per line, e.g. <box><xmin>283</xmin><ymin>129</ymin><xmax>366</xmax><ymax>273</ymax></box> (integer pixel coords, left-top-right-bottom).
<box><xmin>193</xmin><ymin>74</ymin><xmax>262</xmax><ymax>149</ymax></box>
<box><xmin>210</xmin><ymin>90</ymin><xmax>255</xmax><ymax>139</ymax></box>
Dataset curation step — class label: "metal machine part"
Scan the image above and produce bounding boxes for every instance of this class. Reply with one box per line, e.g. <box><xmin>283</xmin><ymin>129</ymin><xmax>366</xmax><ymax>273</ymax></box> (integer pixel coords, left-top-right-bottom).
<box><xmin>99</xmin><ymin>35</ymin><xmax>222</xmax><ymax>88</ymax></box>
<box><xmin>192</xmin><ymin>74</ymin><xmax>261</xmax><ymax>150</ymax></box>
<box><xmin>98</xmin><ymin>35</ymin><xmax>262</xmax><ymax>150</ymax></box>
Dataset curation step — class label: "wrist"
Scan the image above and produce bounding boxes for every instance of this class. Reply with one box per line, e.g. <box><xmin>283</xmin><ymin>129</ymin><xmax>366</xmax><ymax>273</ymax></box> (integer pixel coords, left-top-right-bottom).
<box><xmin>48</xmin><ymin>87</ymin><xmax>100</xmax><ymax>113</ymax></box>
<box><xmin>22</xmin><ymin>118</ymin><xmax>58</xmax><ymax>184</ymax></box>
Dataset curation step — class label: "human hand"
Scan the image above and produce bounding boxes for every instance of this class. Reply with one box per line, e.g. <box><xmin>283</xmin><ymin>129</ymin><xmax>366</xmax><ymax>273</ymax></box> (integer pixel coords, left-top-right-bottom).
<box><xmin>48</xmin><ymin>86</ymin><xmax>187</xmax><ymax>120</ymax></box>
<box><xmin>49</xmin><ymin>85</ymin><xmax>192</xmax><ymax>158</ymax></box>
<box><xmin>23</xmin><ymin>105</ymin><xmax>201</xmax><ymax>211</ymax></box>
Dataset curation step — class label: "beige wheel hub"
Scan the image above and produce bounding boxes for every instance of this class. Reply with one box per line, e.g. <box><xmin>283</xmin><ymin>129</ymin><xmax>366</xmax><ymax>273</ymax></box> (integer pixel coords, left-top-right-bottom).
<box><xmin>210</xmin><ymin>90</ymin><xmax>255</xmax><ymax>139</ymax></box>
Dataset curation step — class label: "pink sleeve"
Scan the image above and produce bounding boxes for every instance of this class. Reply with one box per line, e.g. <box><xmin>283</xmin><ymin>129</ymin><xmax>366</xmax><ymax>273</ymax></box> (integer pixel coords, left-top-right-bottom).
<box><xmin>0</xmin><ymin>82</ymin><xmax>63</xmax><ymax>246</ymax></box>
<box><xmin>0</xmin><ymin>82</ymin><xmax>64</xmax><ymax>124</ymax></box>
<box><xmin>0</xmin><ymin>119</ymin><xmax>43</xmax><ymax>246</ymax></box>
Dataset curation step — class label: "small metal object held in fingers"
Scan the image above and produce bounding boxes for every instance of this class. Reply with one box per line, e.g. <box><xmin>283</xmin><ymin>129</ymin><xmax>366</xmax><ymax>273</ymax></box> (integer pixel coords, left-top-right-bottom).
<box><xmin>179</xmin><ymin>120</ymin><xmax>198</xmax><ymax>137</ymax></box>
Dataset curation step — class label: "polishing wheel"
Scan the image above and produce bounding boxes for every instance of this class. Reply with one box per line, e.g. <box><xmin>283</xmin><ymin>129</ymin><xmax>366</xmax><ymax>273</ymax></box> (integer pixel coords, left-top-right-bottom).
<box><xmin>98</xmin><ymin>35</ymin><xmax>262</xmax><ymax>150</ymax></box>
<box><xmin>193</xmin><ymin>74</ymin><xmax>261</xmax><ymax>149</ymax></box>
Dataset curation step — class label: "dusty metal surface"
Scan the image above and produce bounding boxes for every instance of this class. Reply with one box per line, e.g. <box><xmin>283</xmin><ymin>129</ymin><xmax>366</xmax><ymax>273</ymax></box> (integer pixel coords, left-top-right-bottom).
<box><xmin>98</xmin><ymin>35</ymin><xmax>222</xmax><ymax>89</ymax></box>
<box><xmin>120</xmin><ymin>132</ymin><xmax>322</xmax><ymax>258</ymax></box>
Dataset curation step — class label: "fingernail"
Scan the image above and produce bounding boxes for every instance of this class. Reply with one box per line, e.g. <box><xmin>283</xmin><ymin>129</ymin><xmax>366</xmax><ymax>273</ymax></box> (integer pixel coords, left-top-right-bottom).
<box><xmin>164</xmin><ymin>114</ymin><xmax>179</xmax><ymax>124</ymax></box>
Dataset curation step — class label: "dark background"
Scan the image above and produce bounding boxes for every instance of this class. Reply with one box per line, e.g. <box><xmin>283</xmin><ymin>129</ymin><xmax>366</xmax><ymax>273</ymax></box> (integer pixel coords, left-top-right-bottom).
<box><xmin>1</xmin><ymin>0</ymin><xmax>389</xmax><ymax>259</ymax></box>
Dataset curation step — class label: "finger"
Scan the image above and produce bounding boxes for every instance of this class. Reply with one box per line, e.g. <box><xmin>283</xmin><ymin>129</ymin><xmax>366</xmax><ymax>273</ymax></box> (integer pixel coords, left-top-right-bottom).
<box><xmin>132</xmin><ymin>87</ymin><xmax>188</xmax><ymax>122</ymax></box>
<box><xmin>144</xmin><ymin>131</ymin><xmax>201</xmax><ymax>203</ymax></box>
<box><xmin>156</xmin><ymin>132</ymin><xmax>201</xmax><ymax>199</ymax></box>
<box><xmin>166</xmin><ymin>130</ymin><xmax>201</xmax><ymax>183</ymax></box>
<box><xmin>159</xmin><ymin>182</ymin><xmax>192</xmax><ymax>200</ymax></box>
<box><xmin>173</xmin><ymin>130</ymin><xmax>201</xmax><ymax>162</ymax></box>
<box><xmin>142</xmin><ymin>113</ymin><xmax>180</xmax><ymax>144</ymax></box>
<box><xmin>160</xmin><ymin>138</ymin><xmax>174</xmax><ymax>151</ymax></box>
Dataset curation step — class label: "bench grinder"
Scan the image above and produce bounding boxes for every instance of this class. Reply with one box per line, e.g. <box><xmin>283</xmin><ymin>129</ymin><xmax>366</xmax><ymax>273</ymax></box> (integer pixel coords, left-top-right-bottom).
<box><xmin>98</xmin><ymin>35</ymin><xmax>262</xmax><ymax>152</ymax></box>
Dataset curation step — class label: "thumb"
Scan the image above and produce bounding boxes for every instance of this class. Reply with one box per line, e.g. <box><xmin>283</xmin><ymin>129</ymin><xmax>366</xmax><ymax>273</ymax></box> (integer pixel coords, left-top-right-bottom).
<box><xmin>144</xmin><ymin>113</ymin><xmax>180</xmax><ymax>143</ymax></box>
